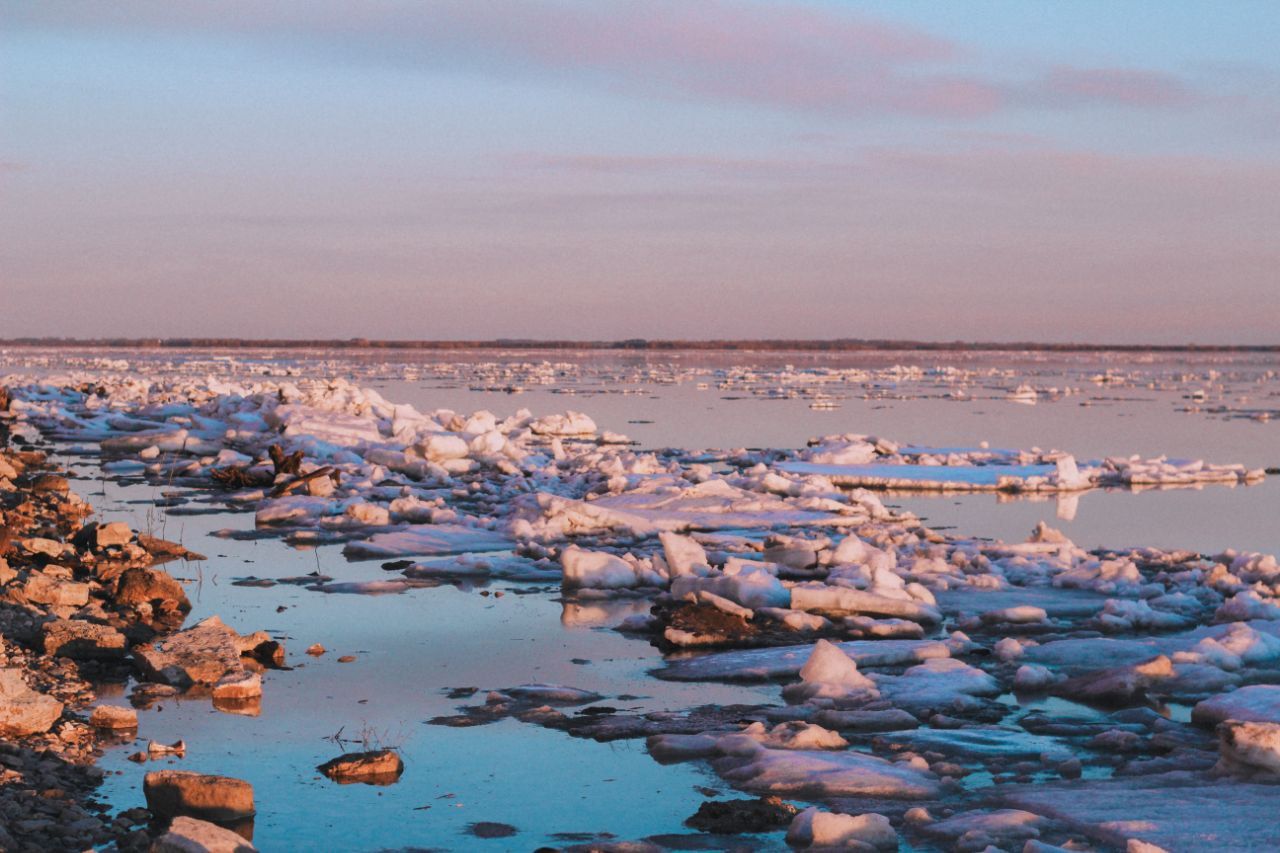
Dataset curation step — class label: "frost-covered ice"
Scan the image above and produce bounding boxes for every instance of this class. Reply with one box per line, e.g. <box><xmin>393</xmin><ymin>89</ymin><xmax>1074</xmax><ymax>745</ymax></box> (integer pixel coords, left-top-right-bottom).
<box><xmin>2</xmin><ymin>352</ymin><xmax>1278</xmax><ymax>850</ymax></box>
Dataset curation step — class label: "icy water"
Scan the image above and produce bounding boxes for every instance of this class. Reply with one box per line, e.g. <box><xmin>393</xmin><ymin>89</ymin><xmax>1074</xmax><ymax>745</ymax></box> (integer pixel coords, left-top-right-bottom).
<box><xmin>4</xmin><ymin>346</ymin><xmax>1279</xmax><ymax>850</ymax></box>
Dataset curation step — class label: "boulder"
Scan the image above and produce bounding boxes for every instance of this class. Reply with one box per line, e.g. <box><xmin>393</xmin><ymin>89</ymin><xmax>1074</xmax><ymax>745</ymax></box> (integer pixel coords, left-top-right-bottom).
<box><xmin>143</xmin><ymin>771</ymin><xmax>255</xmax><ymax>822</ymax></box>
<box><xmin>90</xmin><ymin>704</ymin><xmax>138</xmax><ymax>730</ymax></box>
<box><xmin>95</xmin><ymin>522</ymin><xmax>134</xmax><ymax>548</ymax></box>
<box><xmin>115</xmin><ymin>567</ymin><xmax>191</xmax><ymax>614</ymax></box>
<box><xmin>152</xmin><ymin>816</ymin><xmax>257</xmax><ymax>853</ymax></box>
<box><xmin>134</xmin><ymin>617</ymin><xmax>251</xmax><ymax>687</ymax></box>
<box><xmin>317</xmin><ymin>749</ymin><xmax>404</xmax><ymax>784</ymax></box>
<box><xmin>21</xmin><ymin>573</ymin><xmax>90</xmax><ymax>607</ymax></box>
<box><xmin>0</xmin><ymin>669</ymin><xmax>63</xmax><ymax>737</ymax></box>
<box><xmin>42</xmin><ymin>619</ymin><xmax>128</xmax><ymax>660</ymax></box>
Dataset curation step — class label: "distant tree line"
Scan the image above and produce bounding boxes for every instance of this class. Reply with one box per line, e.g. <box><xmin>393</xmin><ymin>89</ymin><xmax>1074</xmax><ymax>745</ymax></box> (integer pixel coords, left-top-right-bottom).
<box><xmin>1</xmin><ymin>337</ymin><xmax>1275</xmax><ymax>352</ymax></box>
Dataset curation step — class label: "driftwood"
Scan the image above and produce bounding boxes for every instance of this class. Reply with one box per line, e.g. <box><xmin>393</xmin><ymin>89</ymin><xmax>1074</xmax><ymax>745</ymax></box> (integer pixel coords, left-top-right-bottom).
<box><xmin>269</xmin><ymin>444</ymin><xmax>303</xmax><ymax>476</ymax></box>
<box><xmin>269</xmin><ymin>466</ymin><xmax>338</xmax><ymax>498</ymax></box>
<box><xmin>209</xmin><ymin>466</ymin><xmax>272</xmax><ymax>489</ymax></box>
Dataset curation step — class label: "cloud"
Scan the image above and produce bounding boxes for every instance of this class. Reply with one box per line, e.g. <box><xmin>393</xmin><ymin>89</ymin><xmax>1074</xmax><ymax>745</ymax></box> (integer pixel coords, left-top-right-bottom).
<box><xmin>7</xmin><ymin>0</ymin><xmax>1210</xmax><ymax>120</ymax></box>
<box><xmin>1033</xmin><ymin>66</ymin><xmax>1199</xmax><ymax>108</ymax></box>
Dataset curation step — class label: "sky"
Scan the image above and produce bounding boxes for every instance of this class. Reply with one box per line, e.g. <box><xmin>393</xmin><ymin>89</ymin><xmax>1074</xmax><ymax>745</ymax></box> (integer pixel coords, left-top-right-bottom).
<box><xmin>2</xmin><ymin>1</ymin><xmax>1278</xmax><ymax>344</ymax></box>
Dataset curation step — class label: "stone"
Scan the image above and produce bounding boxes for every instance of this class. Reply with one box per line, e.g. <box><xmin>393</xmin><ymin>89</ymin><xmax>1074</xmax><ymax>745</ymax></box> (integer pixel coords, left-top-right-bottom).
<box><xmin>21</xmin><ymin>573</ymin><xmax>90</xmax><ymax>607</ymax></box>
<box><xmin>95</xmin><ymin>522</ymin><xmax>134</xmax><ymax>548</ymax></box>
<box><xmin>316</xmin><ymin>749</ymin><xmax>404</xmax><ymax>784</ymax></box>
<box><xmin>143</xmin><ymin>771</ymin><xmax>255</xmax><ymax>822</ymax></box>
<box><xmin>305</xmin><ymin>644</ymin><xmax>325</xmax><ymax>656</ymax></box>
<box><xmin>17</xmin><ymin>537</ymin><xmax>67</xmax><ymax>559</ymax></box>
<box><xmin>0</xmin><ymin>669</ymin><xmax>63</xmax><ymax>737</ymax></box>
<box><xmin>42</xmin><ymin>619</ymin><xmax>128</xmax><ymax>660</ymax></box>
<box><xmin>152</xmin><ymin>816</ymin><xmax>257</xmax><ymax>853</ymax></box>
<box><xmin>115</xmin><ymin>567</ymin><xmax>192</xmax><ymax>614</ymax></box>
<box><xmin>89</xmin><ymin>704</ymin><xmax>138</xmax><ymax>730</ymax></box>
<box><xmin>30</xmin><ymin>473</ymin><xmax>69</xmax><ymax>494</ymax></box>
<box><xmin>685</xmin><ymin>797</ymin><xmax>800</xmax><ymax>834</ymax></box>
<box><xmin>134</xmin><ymin>617</ymin><xmax>254</xmax><ymax>687</ymax></box>
<box><xmin>212</xmin><ymin>672</ymin><xmax>261</xmax><ymax>701</ymax></box>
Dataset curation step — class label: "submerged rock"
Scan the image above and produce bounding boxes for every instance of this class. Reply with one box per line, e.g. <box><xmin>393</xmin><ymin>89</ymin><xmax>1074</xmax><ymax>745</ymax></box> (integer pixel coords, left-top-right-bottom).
<box><xmin>143</xmin><ymin>770</ymin><xmax>256</xmax><ymax>822</ymax></box>
<box><xmin>684</xmin><ymin>796</ymin><xmax>800</xmax><ymax>834</ymax></box>
<box><xmin>317</xmin><ymin>749</ymin><xmax>404</xmax><ymax>784</ymax></box>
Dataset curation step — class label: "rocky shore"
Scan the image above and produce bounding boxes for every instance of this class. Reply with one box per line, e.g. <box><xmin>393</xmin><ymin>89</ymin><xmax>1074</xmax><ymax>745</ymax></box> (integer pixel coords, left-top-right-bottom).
<box><xmin>0</xmin><ymin>391</ymin><xmax>269</xmax><ymax>852</ymax></box>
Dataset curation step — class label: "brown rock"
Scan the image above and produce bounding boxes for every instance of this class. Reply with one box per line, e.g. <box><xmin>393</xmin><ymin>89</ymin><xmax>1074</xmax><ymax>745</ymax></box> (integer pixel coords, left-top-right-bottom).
<box><xmin>138</xmin><ymin>534</ymin><xmax>206</xmax><ymax>561</ymax></box>
<box><xmin>317</xmin><ymin>749</ymin><xmax>403</xmax><ymax>785</ymax></box>
<box><xmin>21</xmin><ymin>573</ymin><xmax>90</xmax><ymax>607</ymax></box>
<box><xmin>0</xmin><ymin>669</ymin><xmax>64</xmax><ymax>737</ymax></box>
<box><xmin>143</xmin><ymin>770</ymin><xmax>255</xmax><ymax>822</ymax></box>
<box><xmin>134</xmin><ymin>617</ymin><xmax>247</xmax><ymax>687</ymax></box>
<box><xmin>30</xmin><ymin>473</ymin><xmax>69</xmax><ymax>494</ymax></box>
<box><xmin>115</xmin><ymin>567</ymin><xmax>191</xmax><ymax>614</ymax></box>
<box><xmin>89</xmin><ymin>704</ymin><xmax>138</xmax><ymax>730</ymax></box>
<box><xmin>152</xmin><ymin>816</ymin><xmax>258</xmax><ymax>853</ymax></box>
<box><xmin>42</xmin><ymin>619</ymin><xmax>128</xmax><ymax>660</ymax></box>
<box><xmin>95</xmin><ymin>522</ymin><xmax>134</xmax><ymax>549</ymax></box>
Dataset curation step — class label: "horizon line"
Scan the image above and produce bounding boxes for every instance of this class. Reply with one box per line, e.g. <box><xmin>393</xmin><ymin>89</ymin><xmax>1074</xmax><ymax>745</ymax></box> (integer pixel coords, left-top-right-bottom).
<box><xmin>1</xmin><ymin>337</ymin><xmax>1277</xmax><ymax>354</ymax></box>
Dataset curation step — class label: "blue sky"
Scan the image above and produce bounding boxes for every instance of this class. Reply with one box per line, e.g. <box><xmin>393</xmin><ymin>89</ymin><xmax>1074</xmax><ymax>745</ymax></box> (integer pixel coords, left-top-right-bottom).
<box><xmin>2</xmin><ymin>1</ymin><xmax>1277</xmax><ymax>342</ymax></box>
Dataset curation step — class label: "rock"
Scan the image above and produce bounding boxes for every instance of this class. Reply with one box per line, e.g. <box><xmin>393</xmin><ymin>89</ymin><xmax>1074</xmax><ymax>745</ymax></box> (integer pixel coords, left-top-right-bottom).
<box><xmin>212</xmin><ymin>672</ymin><xmax>261</xmax><ymax>700</ymax></box>
<box><xmin>42</xmin><ymin>619</ymin><xmax>128</xmax><ymax>660</ymax></box>
<box><xmin>152</xmin><ymin>816</ymin><xmax>257</xmax><ymax>853</ymax></box>
<box><xmin>685</xmin><ymin>797</ymin><xmax>800</xmax><ymax>833</ymax></box>
<box><xmin>143</xmin><ymin>771</ymin><xmax>255</xmax><ymax>822</ymax></box>
<box><xmin>95</xmin><ymin>521</ymin><xmax>134</xmax><ymax>548</ymax></box>
<box><xmin>0</xmin><ymin>669</ymin><xmax>64</xmax><ymax>736</ymax></box>
<box><xmin>466</xmin><ymin>822</ymin><xmax>517</xmax><ymax>839</ymax></box>
<box><xmin>89</xmin><ymin>704</ymin><xmax>138</xmax><ymax>730</ymax></box>
<box><xmin>138</xmin><ymin>534</ymin><xmax>207</xmax><ymax>561</ymax></box>
<box><xmin>21</xmin><ymin>573</ymin><xmax>90</xmax><ymax>607</ymax></box>
<box><xmin>305</xmin><ymin>644</ymin><xmax>325</xmax><ymax>656</ymax></box>
<box><xmin>134</xmin><ymin>616</ymin><xmax>274</xmax><ymax>688</ymax></box>
<box><xmin>316</xmin><ymin>749</ymin><xmax>404</xmax><ymax>784</ymax></box>
<box><xmin>30</xmin><ymin>473</ymin><xmax>69</xmax><ymax>494</ymax></box>
<box><xmin>115</xmin><ymin>567</ymin><xmax>192</xmax><ymax>615</ymax></box>
<box><xmin>17</xmin><ymin>537</ymin><xmax>68</xmax><ymax>559</ymax></box>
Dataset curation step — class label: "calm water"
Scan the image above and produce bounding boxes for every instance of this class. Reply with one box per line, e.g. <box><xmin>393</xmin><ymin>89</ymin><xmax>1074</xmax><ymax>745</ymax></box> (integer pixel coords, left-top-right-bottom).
<box><xmin>5</xmin><ymin>347</ymin><xmax>1278</xmax><ymax>850</ymax></box>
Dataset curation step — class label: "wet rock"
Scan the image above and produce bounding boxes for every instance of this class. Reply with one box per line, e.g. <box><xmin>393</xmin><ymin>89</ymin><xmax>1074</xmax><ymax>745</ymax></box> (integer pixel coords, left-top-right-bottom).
<box><xmin>89</xmin><ymin>704</ymin><xmax>138</xmax><ymax>730</ymax></box>
<box><xmin>143</xmin><ymin>770</ymin><xmax>255</xmax><ymax>822</ymax></box>
<box><xmin>115</xmin><ymin>567</ymin><xmax>191</xmax><ymax>615</ymax></box>
<box><xmin>685</xmin><ymin>796</ymin><xmax>800</xmax><ymax>833</ymax></box>
<box><xmin>152</xmin><ymin>815</ymin><xmax>258</xmax><ymax>852</ymax></box>
<box><xmin>42</xmin><ymin>619</ymin><xmax>128</xmax><ymax>660</ymax></box>
<box><xmin>212</xmin><ymin>671</ymin><xmax>261</xmax><ymax>701</ymax></box>
<box><xmin>317</xmin><ymin>749</ymin><xmax>404</xmax><ymax>784</ymax></box>
<box><xmin>305</xmin><ymin>644</ymin><xmax>325</xmax><ymax>656</ymax></box>
<box><xmin>467</xmin><ymin>821</ymin><xmax>517</xmax><ymax>839</ymax></box>
<box><xmin>0</xmin><ymin>668</ymin><xmax>64</xmax><ymax>736</ymax></box>
<box><xmin>137</xmin><ymin>534</ymin><xmax>206</xmax><ymax>561</ymax></box>
<box><xmin>134</xmin><ymin>616</ymin><xmax>278</xmax><ymax>688</ymax></box>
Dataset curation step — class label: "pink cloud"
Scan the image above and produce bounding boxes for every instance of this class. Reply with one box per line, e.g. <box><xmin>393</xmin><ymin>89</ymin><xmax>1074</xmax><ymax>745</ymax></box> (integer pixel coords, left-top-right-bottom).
<box><xmin>10</xmin><ymin>1</ymin><xmax>1214</xmax><ymax>119</ymax></box>
<box><xmin>1036</xmin><ymin>66</ymin><xmax>1199</xmax><ymax>107</ymax></box>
